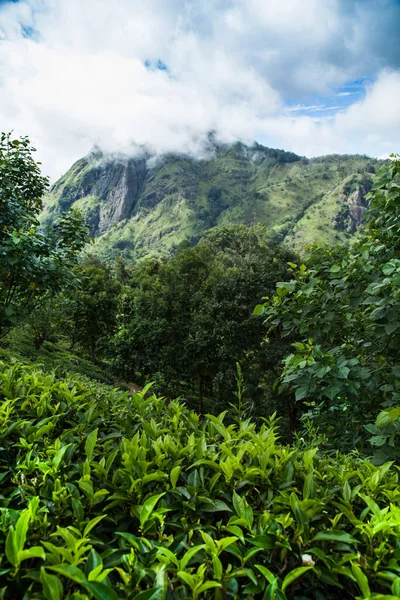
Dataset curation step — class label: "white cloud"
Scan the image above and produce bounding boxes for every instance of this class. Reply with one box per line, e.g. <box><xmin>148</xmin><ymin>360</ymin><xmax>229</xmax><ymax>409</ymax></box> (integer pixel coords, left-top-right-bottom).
<box><xmin>257</xmin><ymin>71</ymin><xmax>400</xmax><ymax>157</ymax></box>
<box><xmin>0</xmin><ymin>0</ymin><xmax>399</xmax><ymax>178</ymax></box>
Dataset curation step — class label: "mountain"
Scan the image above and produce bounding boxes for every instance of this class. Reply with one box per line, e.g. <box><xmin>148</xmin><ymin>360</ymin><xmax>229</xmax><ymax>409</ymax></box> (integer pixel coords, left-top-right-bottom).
<box><xmin>42</xmin><ymin>142</ymin><xmax>381</xmax><ymax>261</ymax></box>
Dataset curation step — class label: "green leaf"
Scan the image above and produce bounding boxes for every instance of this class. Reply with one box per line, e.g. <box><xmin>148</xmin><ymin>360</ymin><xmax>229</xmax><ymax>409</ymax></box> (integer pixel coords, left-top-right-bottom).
<box><xmin>282</xmin><ymin>566</ymin><xmax>313</xmax><ymax>591</ymax></box>
<box><xmin>201</xmin><ymin>531</ymin><xmax>217</xmax><ymax>552</ymax></box>
<box><xmin>295</xmin><ymin>387</ymin><xmax>308</xmax><ymax>401</ymax></box>
<box><xmin>85</xmin><ymin>428</ymin><xmax>98</xmax><ymax>462</ymax></box>
<box><xmin>255</xmin><ymin>564</ymin><xmax>276</xmax><ymax>584</ymax></box>
<box><xmin>337</xmin><ymin>367</ymin><xmax>350</xmax><ymax>379</ymax></box>
<box><xmin>178</xmin><ymin>571</ymin><xmax>196</xmax><ymax>589</ymax></box>
<box><xmin>313</xmin><ymin>530</ymin><xmax>358</xmax><ymax>544</ymax></box>
<box><xmin>170</xmin><ymin>466</ymin><xmax>181</xmax><ymax>488</ymax></box>
<box><xmin>385</xmin><ymin>322</ymin><xmax>399</xmax><ymax>335</ymax></box>
<box><xmin>330</xmin><ymin>265</ymin><xmax>341</xmax><ymax>273</ymax></box>
<box><xmin>212</xmin><ymin>553</ymin><xmax>223</xmax><ymax>580</ymax></box>
<box><xmin>139</xmin><ymin>493</ymin><xmax>165</xmax><ymax>528</ymax></box>
<box><xmin>217</xmin><ymin>536</ymin><xmax>238</xmax><ymax>552</ymax></box>
<box><xmin>276</xmin><ymin>281</ymin><xmax>296</xmax><ymax>292</ymax></box>
<box><xmin>72</xmin><ymin>497</ymin><xmax>84</xmax><ymax>522</ymax></box>
<box><xmin>376</xmin><ymin>412</ymin><xmax>393</xmax><ymax>427</ymax></box>
<box><xmin>180</xmin><ymin>544</ymin><xmax>206</xmax><ymax>570</ymax></box>
<box><xmin>83</xmin><ymin>514</ymin><xmax>107</xmax><ymax>537</ymax></box>
<box><xmin>155</xmin><ymin>546</ymin><xmax>179</xmax><ymax>567</ymax></box>
<box><xmin>142</xmin><ymin>472</ymin><xmax>168</xmax><ymax>485</ymax></box>
<box><xmin>223</xmin><ymin>525</ymin><xmax>245</xmax><ymax>543</ymax></box>
<box><xmin>382</xmin><ymin>262</ymin><xmax>397</xmax><ymax>275</ymax></box>
<box><xmin>342</xmin><ymin>480</ymin><xmax>352</xmax><ymax>502</ymax></box>
<box><xmin>392</xmin><ymin>578</ymin><xmax>400</xmax><ymax>597</ymax></box>
<box><xmin>15</xmin><ymin>509</ymin><xmax>31</xmax><ymax>554</ymax></box>
<box><xmin>132</xmin><ymin>590</ymin><xmax>162</xmax><ymax>600</ymax></box>
<box><xmin>52</xmin><ymin>444</ymin><xmax>69</xmax><ymax>469</ymax></box>
<box><xmin>85</xmin><ymin>581</ymin><xmax>120</xmax><ymax>600</ymax></box>
<box><xmin>196</xmin><ymin>581</ymin><xmax>222</xmax><ymax>594</ymax></box>
<box><xmin>49</xmin><ymin>564</ymin><xmax>88</xmax><ymax>584</ymax></box>
<box><xmin>17</xmin><ymin>546</ymin><xmax>46</xmax><ymax>563</ymax></box>
<box><xmin>248</xmin><ymin>534</ymin><xmax>276</xmax><ymax>549</ymax></box>
<box><xmin>303</xmin><ymin>472</ymin><xmax>314</xmax><ymax>500</ymax></box>
<box><xmin>201</xmin><ymin>500</ymin><xmax>232</xmax><ymax>512</ymax></box>
<box><xmin>369</xmin><ymin>435</ymin><xmax>387</xmax><ymax>447</ymax></box>
<box><xmin>351</xmin><ymin>564</ymin><xmax>370</xmax><ymax>598</ymax></box>
<box><xmin>79</xmin><ymin>479</ymin><xmax>94</xmax><ymax>499</ymax></box>
<box><xmin>233</xmin><ymin>490</ymin><xmax>246</xmax><ymax>518</ymax></box>
<box><xmin>253</xmin><ymin>304</ymin><xmax>265</xmax><ymax>316</ymax></box>
<box><xmin>40</xmin><ymin>567</ymin><xmax>63</xmax><ymax>600</ymax></box>
<box><xmin>263</xmin><ymin>580</ymin><xmax>281</xmax><ymax>600</ymax></box>
<box><xmin>87</xmin><ymin>548</ymin><xmax>103</xmax><ymax>574</ymax></box>
<box><xmin>5</xmin><ymin>527</ymin><xmax>17</xmax><ymax>567</ymax></box>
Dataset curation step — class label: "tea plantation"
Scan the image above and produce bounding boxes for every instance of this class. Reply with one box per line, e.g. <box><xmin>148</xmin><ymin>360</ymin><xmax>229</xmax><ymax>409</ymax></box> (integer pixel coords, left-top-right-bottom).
<box><xmin>1</xmin><ymin>359</ymin><xmax>400</xmax><ymax>600</ymax></box>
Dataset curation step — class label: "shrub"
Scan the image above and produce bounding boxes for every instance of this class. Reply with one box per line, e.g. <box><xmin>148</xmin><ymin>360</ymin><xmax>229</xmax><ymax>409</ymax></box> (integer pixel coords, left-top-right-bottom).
<box><xmin>1</xmin><ymin>359</ymin><xmax>400</xmax><ymax>598</ymax></box>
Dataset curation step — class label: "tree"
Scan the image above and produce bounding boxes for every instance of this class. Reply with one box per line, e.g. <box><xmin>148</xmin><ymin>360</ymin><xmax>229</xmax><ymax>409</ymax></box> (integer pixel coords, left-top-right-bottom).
<box><xmin>256</xmin><ymin>156</ymin><xmax>400</xmax><ymax>454</ymax></box>
<box><xmin>65</xmin><ymin>256</ymin><xmax>122</xmax><ymax>361</ymax></box>
<box><xmin>113</xmin><ymin>225</ymin><xmax>296</xmax><ymax>414</ymax></box>
<box><xmin>0</xmin><ymin>133</ymin><xmax>89</xmax><ymax>334</ymax></box>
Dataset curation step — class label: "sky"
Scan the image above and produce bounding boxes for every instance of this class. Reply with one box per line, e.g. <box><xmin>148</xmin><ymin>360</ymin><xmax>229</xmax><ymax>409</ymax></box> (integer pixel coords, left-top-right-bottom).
<box><xmin>0</xmin><ymin>0</ymin><xmax>399</xmax><ymax>179</ymax></box>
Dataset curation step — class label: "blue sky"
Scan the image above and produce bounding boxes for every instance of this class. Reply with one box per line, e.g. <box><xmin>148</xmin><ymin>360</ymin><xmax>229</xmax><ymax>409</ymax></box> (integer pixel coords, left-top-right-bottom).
<box><xmin>0</xmin><ymin>0</ymin><xmax>399</xmax><ymax>177</ymax></box>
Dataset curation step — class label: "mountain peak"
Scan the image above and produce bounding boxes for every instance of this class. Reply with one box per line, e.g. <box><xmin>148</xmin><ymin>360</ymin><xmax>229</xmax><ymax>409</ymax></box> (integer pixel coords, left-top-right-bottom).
<box><xmin>42</xmin><ymin>142</ymin><xmax>380</xmax><ymax>261</ymax></box>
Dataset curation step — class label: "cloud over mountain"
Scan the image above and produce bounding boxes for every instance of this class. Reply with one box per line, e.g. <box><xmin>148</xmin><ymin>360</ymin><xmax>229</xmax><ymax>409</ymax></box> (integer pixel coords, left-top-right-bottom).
<box><xmin>0</xmin><ymin>0</ymin><xmax>399</xmax><ymax>177</ymax></box>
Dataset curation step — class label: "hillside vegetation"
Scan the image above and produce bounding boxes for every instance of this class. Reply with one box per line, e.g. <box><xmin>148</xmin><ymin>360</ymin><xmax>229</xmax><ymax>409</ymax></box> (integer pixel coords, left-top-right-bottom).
<box><xmin>3</xmin><ymin>133</ymin><xmax>400</xmax><ymax>599</ymax></box>
<box><xmin>42</xmin><ymin>143</ymin><xmax>380</xmax><ymax>261</ymax></box>
<box><xmin>2</xmin><ymin>358</ymin><xmax>400</xmax><ymax>600</ymax></box>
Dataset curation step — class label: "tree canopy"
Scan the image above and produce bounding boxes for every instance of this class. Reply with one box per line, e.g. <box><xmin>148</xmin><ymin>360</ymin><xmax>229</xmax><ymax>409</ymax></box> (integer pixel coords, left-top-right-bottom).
<box><xmin>256</xmin><ymin>156</ymin><xmax>400</xmax><ymax>458</ymax></box>
<box><xmin>0</xmin><ymin>133</ymin><xmax>89</xmax><ymax>334</ymax></box>
<box><xmin>113</xmin><ymin>225</ymin><xmax>297</xmax><ymax>413</ymax></box>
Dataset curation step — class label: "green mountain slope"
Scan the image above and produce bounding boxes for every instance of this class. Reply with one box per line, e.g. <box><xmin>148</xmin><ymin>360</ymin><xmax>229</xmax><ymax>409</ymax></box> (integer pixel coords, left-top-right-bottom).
<box><xmin>42</xmin><ymin>142</ymin><xmax>381</xmax><ymax>260</ymax></box>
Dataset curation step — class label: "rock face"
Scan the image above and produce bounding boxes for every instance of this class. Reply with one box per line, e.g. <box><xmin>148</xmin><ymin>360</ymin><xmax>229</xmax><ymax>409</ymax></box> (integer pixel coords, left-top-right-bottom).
<box><xmin>51</xmin><ymin>156</ymin><xmax>148</xmax><ymax>236</ymax></box>
<box><xmin>42</xmin><ymin>142</ymin><xmax>382</xmax><ymax>261</ymax></box>
<box><xmin>94</xmin><ymin>158</ymin><xmax>148</xmax><ymax>235</ymax></box>
<box><xmin>333</xmin><ymin>175</ymin><xmax>372</xmax><ymax>234</ymax></box>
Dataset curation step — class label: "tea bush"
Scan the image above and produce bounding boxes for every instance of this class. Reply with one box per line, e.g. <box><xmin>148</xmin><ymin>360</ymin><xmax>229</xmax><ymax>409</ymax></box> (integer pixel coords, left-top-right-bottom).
<box><xmin>1</xmin><ymin>359</ymin><xmax>400</xmax><ymax>599</ymax></box>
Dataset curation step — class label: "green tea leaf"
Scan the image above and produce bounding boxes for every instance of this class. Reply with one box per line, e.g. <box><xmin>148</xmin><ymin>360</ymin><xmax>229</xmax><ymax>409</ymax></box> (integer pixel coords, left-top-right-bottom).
<box><xmin>313</xmin><ymin>530</ymin><xmax>358</xmax><ymax>544</ymax></box>
<box><xmin>132</xmin><ymin>590</ymin><xmax>162</xmax><ymax>600</ymax></box>
<box><xmin>233</xmin><ymin>491</ymin><xmax>245</xmax><ymax>518</ymax></box>
<box><xmin>201</xmin><ymin>531</ymin><xmax>216</xmax><ymax>553</ymax></box>
<box><xmin>255</xmin><ymin>564</ymin><xmax>276</xmax><ymax>584</ymax></box>
<box><xmin>170</xmin><ymin>466</ymin><xmax>181</xmax><ymax>488</ymax></box>
<box><xmin>180</xmin><ymin>544</ymin><xmax>206</xmax><ymax>570</ymax></box>
<box><xmin>17</xmin><ymin>546</ymin><xmax>46</xmax><ymax>563</ymax></box>
<box><xmin>139</xmin><ymin>493</ymin><xmax>165</xmax><ymax>528</ymax></box>
<box><xmin>195</xmin><ymin>581</ymin><xmax>222</xmax><ymax>594</ymax></box>
<box><xmin>5</xmin><ymin>527</ymin><xmax>17</xmax><ymax>567</ymax></box>
<box><xmin>85</xmin><ymin>581</ymin><xmax>120</xmax><ymax>600</ymax></box>
<box><xmin>282</xmin><ymin>566</ymin><xmax>313</xmax><ymax>591</ymax></box>
<box><xmin>15</xmin><ymin>509</ymin><xmax>31</xmax><ymax>554</ymax></box>
<box><xmin>49</xmin><ymin>564</ymin><xmax>88</xmax><ymax>584</ymax></box>
<box><xmin>86</xmin><ymin>548</ymin><xmax>103</xmax><ymax>574</ymax></box>
<box><xmin>85</xmin><ymin>428</ymin><xmax>98</xmax><ymax>462</ymax></box>
<box><xmin>351</xmin><ymin>564</ymin><xmax>370</xmax><ymax>598</ymax></box>
<box><xmin>40</xmin><ymin>567</ymin><xmax>63</xmax><ymax>600</ymax></box>
<box><xmin>83</xmin><ymin>514</ymin><xmax>107</xmax><ymax>537</ymax></box>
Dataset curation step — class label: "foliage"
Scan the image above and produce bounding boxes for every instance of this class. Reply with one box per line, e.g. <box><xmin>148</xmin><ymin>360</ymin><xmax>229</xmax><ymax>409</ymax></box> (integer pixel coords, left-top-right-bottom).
<box><xmin>0</xmin><ymin>332</ymin><xmax>115</xmax><ymax>385</ymax></box>
<box><xmin>255</xmin><ymin>156</ymin><xmax>400</xmax><ymax>458</ymax></box>
<box><xmin>61</xmin><ymin>256</ymin><xmax>122</xmax><ymax>360</ymax></box>
<box><xmin>112</xmin><ymin>225</ymin><xmax>295</xmax><ymax>414</ymax></box>
<box><xmin>0</xmin><ymin>133</ymin><xmax>89</xmax><ymax>334</ymax></box>
<box><xmin>1</xmin><ymin>358</ymin><xmax>400</xmax><ymax>599</ymax></box>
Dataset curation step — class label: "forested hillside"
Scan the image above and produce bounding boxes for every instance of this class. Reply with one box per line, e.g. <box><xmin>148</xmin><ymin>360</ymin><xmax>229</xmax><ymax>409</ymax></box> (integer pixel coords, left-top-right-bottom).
<box><xmin>42</xmin><ymin>142</ymin><xmax>380</xmax><ymax>261</ymax></box>
<box><xmin>2</xmin><ymin>133</ymin><xmax>400</xmax><ymax>599</ymax></box>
